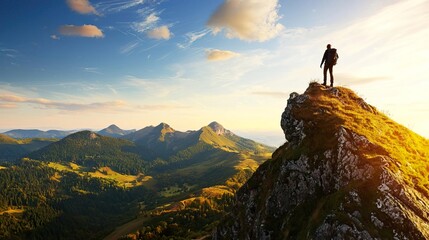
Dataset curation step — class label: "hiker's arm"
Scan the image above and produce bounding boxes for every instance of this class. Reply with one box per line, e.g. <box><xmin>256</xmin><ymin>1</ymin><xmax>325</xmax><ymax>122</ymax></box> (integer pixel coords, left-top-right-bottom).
<box><xmin>320</xmin><ymin>53</ymin><xmax>326</xmax><ymax>68</ymax></box>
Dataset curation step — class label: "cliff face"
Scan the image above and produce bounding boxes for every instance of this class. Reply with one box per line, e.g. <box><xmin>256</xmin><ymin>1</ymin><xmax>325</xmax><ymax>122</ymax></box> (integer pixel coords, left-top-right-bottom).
<box><xmin>214</xmin><ymin>83</ymin><xmax>429</xmax><ymax>239</ymax></box>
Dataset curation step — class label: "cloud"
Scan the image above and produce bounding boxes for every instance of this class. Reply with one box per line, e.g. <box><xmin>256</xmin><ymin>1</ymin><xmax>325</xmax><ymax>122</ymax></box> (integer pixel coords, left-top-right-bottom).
<box><xmin>95</xmin><ymin>0</ymin><xmax>145</xmax><ymax>13</ymax></box>
<box><xmin>0</xmin><ymin>95</ymin><xmax>26</xmax><ymax>102</ymax></box>
<box><xmin>0</xmin><ymin>103</ymin><xmax>16</xmax><ymax>109</ymax></box>
<box><xmin>0</xmin><ymin>48</ymin><xmax>19</xmax><ymax>59</ymax></box>
<box><xmin>177</xmin><ymin>29</ymin><xmax>211</xmax><ymax>49</ymax></box>
<box><xmin>130</xmin><ymin>9</ymin><xmax>173</xmax><ymax>41</ymax></box>
<box><xmin>132</xmin><ymin>12</ymin><xmax>160</xmax><ymax>33</ymax></box>
<box><xmin>59</xmin><ymin>25</ymin><xmax>104</xmax><ymax>38</ymax></box>
<box><xmin>207</xmin><ymin>0</ymin><xmax>284</xmax><ymax>42</ymax></box>
<box><xmin>120</xmin><ymin>41</ymin><xmax>140</xmax><ymax>54</ymax></box>
<box><xmin>50</xmin><ymin>35</ymin><xmax>60</xmax><ymax>40</ymax></box>
<box><xmin>206</xmin><ymin>49</ymin><xmax>240</xmax><ymax>61</ymax></box>
<box><xmin>83</xmin><ymin>67</ymin><xmax>102</xmax><ymax>74</ymax></box>
<box><xmin>0</xmin><ymin>94</ymin><xmax>126</xmax><ymax>112</ymax></box>
<box><xmin>66</xmin><ymin>0</ymin><xmax>98</xmax><ymax>15</ymax></box>
<box><xmin>147</xmin><ymin>25</ymin><xmax>171</xmax><ymax>40</ymax></box>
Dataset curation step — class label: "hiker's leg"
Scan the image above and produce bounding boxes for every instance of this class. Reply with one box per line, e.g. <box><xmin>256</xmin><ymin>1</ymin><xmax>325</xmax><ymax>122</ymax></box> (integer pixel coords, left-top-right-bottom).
<box><xmin>329</xmin><ymin>65</ymin><xmax>334</xmax><ymax>86</ymax></box>
<box><xmin>323</xmin><ymin>64</ymin><xmax>328</xmax><ymax>85</ymax></box>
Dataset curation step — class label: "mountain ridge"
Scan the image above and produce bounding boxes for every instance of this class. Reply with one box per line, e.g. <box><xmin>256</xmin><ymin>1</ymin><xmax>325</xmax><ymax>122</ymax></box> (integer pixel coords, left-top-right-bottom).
<box><xmin>3</xmin><ymin>129</ymin><xmax>75</xmax><ymax>139</ymax></box>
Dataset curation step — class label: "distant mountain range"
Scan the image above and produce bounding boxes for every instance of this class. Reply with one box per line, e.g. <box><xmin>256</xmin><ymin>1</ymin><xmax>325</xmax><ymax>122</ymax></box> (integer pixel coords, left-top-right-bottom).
<box><xmin>28</xmin><ymin>121</ymin><xmax>274</xmax><ymax>181</ymax></box>
<box><xmin>2</xmin><ymin>129</ymin><xmax>76</xmax><ymax>139</ymax></box>
<box><xmin>1</xmin><ymin>122</ymin><xmax>274</xmax><ymax>165</ymax></box>
<box><xmin>0</xmin><ymin>121</ymin><xmax>275</xmax><ymax>239</ymax></box>
<box><xmin>2</xmin><ymin>124</ymin><xmax>136</xmax><ymax>139</ymax></box>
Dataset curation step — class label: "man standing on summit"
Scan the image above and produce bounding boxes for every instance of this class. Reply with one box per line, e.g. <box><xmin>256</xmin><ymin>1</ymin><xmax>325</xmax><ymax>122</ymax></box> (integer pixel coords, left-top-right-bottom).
<box><xmin>320</xmin><ymin>44</ymin><xmax>339</xmax><ymax>87</ymax></box>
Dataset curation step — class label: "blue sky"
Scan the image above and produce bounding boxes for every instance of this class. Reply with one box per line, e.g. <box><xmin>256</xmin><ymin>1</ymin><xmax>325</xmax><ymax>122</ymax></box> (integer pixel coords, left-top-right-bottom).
<box><xmin>1</xmin><ymin>0</ymin><xmax>428</xmax><ymax>146</ymax></box>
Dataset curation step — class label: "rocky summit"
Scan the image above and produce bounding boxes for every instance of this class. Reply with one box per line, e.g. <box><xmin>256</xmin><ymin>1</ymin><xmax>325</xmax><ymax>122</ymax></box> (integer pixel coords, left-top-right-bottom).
<box><xmin>214</xmin><ymin>82</ymin><xmax>429</xmax><ymax>239</ymax></box>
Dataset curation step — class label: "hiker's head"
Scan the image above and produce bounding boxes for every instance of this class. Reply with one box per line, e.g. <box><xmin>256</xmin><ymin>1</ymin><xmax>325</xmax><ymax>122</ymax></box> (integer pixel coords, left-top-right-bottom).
<box><xmin>327</xmin><ymin>44</ymin><xmax>331</xmax><ymax>49</ymax></box>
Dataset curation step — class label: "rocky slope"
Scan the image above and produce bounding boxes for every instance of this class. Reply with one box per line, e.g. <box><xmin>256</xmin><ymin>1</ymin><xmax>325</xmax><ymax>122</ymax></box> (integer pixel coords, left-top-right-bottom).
<box><xmin>214</xmin><ymin>83</ymin><xmax>429</xmax><ymax>239</ymax></box>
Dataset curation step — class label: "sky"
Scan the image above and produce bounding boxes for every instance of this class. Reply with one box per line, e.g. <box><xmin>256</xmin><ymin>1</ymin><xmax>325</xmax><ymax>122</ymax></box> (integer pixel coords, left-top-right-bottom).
<box><xmin>1</xmin><ymin>0</ymin><xmax>428</xmax><ymax>146</ymax></box>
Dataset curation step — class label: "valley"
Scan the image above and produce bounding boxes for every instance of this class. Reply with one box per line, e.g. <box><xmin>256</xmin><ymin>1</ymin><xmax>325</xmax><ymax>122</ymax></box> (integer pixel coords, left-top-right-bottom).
<box><xmin>0</xmin><ymin>122</ymin><xmax>275</xmax><ymax>239</ymax></box>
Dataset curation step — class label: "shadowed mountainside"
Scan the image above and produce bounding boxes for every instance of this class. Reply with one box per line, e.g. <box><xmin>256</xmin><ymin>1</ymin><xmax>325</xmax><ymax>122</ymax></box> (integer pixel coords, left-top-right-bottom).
<box><xmin>0</xmin><ymin>134</ymin><xmax>56</xmax><ymax>162</ymax></box>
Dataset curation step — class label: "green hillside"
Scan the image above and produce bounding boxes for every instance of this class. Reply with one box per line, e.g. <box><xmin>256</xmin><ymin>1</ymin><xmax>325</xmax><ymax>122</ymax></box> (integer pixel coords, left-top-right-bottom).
<box><xmin>28</xmin><ymin>131</ymin><xmax>146</xmax><ymax>175</ymax></box>
<box><xmin>0</xmin><ymin>159</ymin><xmax>156</xmax><ymax>240</ymax></box>
<box><xmin>0</xmin><ymin>122</ymin><xmax>274</xmax><ymax>239</ymax></box>
<box><xmin>0</xmin><ymin>134</ymin><xmax>18</xmax><ymax>144</ymax></box>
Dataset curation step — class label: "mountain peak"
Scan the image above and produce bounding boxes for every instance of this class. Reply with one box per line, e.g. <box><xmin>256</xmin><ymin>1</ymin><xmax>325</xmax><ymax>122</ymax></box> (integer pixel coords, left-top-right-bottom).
<box><xmin>98</xmin><ymin>124</ymin><xmax>135</xmax><ymax>138</ymax></box>
<box><xmin>214</xmin><ymin>83</ymin><xmax>429</xmax><ymax>239</ymax></box>
<box><xmin>155</xmin><ymin>122</ymin><xmax>175</xmax><ymax>133</ymax></box>
<box><xmin>207</xmin><ymin>121</ymin><xmax>230</xmax><ymax>136</ymax></box>
<box><xmin>156</xmin><ymin>122</ymin><xmax>173</xmax><ymax>129</ymax></box>
<box><xmin>281</xmin><ymin>82</ymin><xmax>377</xmax><ymax>147</ymax></box>
<box><xmin>107</xmin><ymin>124</ymin><xmax>121</xmax><ymax>130</ymax></box>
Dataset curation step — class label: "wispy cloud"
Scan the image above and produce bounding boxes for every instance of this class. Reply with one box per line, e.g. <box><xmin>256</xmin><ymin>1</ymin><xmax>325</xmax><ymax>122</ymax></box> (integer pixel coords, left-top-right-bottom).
<box><xmin>95</xmin><ymin>0</ymin><xmax>145</xmax><ymax>14</ymax></box>
<box><xmin>132</xmin><ymin>11</ymin><xmax>160</xmax><ymax>33</ymax></box>
<box><xmin>177</xmin><ymin>29</ymin><xmax>211</xmax><ymax>49</ymax></box>
<box><xmin>83</xmin><ymin>67</ymin><xmax>102</xmax><ymax>74</ymax></box>
<box><xmin>0</xmin><ymin>103</ymin><xmax>16</xmax><ymax>109</ymax></box>
<box><xmin>59</xmin><ymin>24</ymin><xmax>104</xmax><ymax>38</ymax></box>
<box><xmin>206</xmin><ymin>49</ymin><xmax>239</xmax><ymax>61</ymax></box>
<box><xmin>0</xmin><ymin>95</ymin><xmax>26</xmax><ymax>102</ymax></box>
<box><xmin>0</xmin><ymin>48</ymin><xmax>19</xmax><ymax>59</ymax></box>
<box><xmin>66</xmin><ymin>0</ymin><xmax>98</xmax><ymax>15</ymax></box>
<box><xmin>125</xmin><ymin>75</ymin><xmax>159</xmax><ymax>88</ymax></box>
<box><xmin>120</xmin><ymin>41</ymin><xmax>140</xmax><ymax>54</ymax></box>
<box><xmin>147</xmin><ymin>25</ymin><xmax>171</xmax><ymax>40</ymax></box>
<box><xmin>0</xmin><ymin>94</ymin><xmax>126</xmax><ymax>112</ymax></box>
<box><xmin>130</xmin><ymin>8</ymin><xmax>173</xmax><ymax>41</ymax></box>
<box><xmin>207</xmin><ymin>0</ymin><xmax>284</xmax><ymax>42</ymax></box>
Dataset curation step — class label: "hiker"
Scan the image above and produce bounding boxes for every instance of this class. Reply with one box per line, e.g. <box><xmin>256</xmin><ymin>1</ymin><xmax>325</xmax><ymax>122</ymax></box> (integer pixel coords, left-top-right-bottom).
<box><xmin>320</xmin><ymin>44</ymin><xmax>339</xmax><ymax>87</ymax></box>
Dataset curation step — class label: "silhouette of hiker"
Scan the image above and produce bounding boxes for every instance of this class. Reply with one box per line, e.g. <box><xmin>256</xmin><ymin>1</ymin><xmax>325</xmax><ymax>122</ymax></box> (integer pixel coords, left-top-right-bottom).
<box><xmin>320</xmin><ymin>44</ymin><xmax>339</xmax><ymax>87</ymax></box>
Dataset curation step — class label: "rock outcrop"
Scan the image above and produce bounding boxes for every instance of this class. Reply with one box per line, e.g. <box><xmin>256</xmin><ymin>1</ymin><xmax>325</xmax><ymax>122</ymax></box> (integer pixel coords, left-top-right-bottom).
<box><xmin>214</xmin><ymin>83</ymin><xmax>429</xmax><ymax>239</ymax></box>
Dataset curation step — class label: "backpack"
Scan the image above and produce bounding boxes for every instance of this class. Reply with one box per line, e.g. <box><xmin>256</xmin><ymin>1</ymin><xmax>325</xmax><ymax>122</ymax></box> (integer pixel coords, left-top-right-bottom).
<box><xmin>332</xmin><ymin>48</ymin><xmax>338</xmax><ymax>65</ymax></box>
